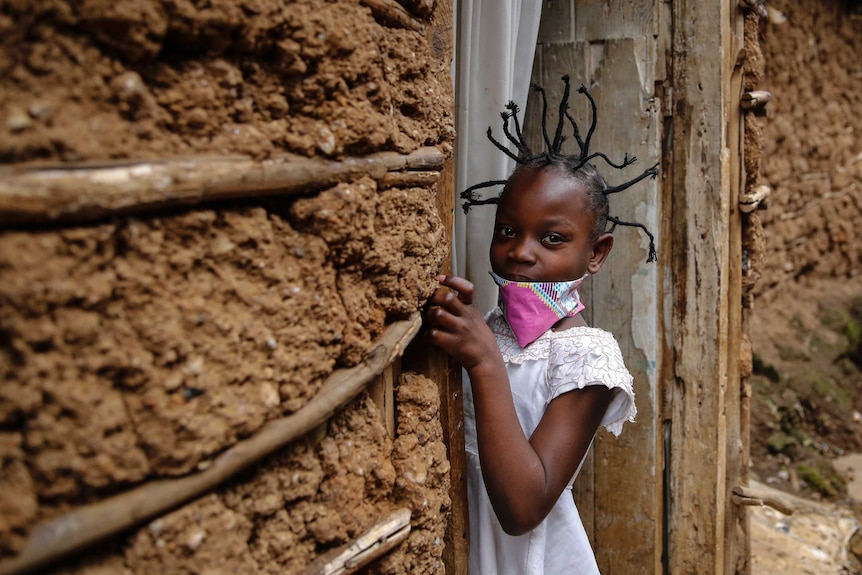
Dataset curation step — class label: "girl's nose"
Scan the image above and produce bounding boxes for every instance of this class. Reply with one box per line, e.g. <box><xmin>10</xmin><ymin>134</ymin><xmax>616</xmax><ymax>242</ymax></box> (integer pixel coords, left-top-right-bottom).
<box><xmin>509</xmin><ymin>239</ymin><xmax>536</xmax><ymax>264</ymax></box>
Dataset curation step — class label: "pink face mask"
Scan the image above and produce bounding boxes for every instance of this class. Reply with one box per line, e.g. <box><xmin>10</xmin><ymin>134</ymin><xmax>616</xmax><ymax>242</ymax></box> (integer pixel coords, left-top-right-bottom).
<box><xmin>490</xmin><ymin>271</ymin><xmax>587</xmax><ymax>348</ymax></box>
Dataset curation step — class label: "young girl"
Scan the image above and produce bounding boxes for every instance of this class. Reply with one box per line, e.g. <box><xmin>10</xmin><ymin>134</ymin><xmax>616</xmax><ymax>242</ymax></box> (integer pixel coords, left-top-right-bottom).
<box><xmin>425</xmin><ymin>78</ymin><xmax>657</xmax><ymax>574</ymax></box>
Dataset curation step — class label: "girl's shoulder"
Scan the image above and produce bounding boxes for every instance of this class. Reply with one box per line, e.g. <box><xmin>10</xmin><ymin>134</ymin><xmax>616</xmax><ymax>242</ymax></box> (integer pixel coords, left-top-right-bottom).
<box><xmin>487</xmin><ymin>308</ymin><xmax>636</xmax><ymax>434</ymax></box>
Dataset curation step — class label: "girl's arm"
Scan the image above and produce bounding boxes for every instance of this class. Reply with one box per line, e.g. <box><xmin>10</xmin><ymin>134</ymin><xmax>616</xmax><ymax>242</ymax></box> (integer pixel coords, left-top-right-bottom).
<box><xmin>425</xmin><ymin>274</ymin><xmax>613</xmax><ymax>535</ymax></box>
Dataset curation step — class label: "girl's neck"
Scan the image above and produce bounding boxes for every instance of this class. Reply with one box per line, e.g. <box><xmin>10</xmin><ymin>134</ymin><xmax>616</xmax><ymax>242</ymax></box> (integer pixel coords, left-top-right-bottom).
<box><xmin>552</xmin><ymin>313</ymin><xmax>589</xmax><ymax>331</ymax></box>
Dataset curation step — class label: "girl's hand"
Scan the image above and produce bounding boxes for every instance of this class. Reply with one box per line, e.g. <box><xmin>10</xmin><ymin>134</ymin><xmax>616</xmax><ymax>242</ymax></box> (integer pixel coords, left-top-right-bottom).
<box><xmin>424</xmin><ymin>274</ymin><xmax>499</xmax><ymax>370</ymax></box>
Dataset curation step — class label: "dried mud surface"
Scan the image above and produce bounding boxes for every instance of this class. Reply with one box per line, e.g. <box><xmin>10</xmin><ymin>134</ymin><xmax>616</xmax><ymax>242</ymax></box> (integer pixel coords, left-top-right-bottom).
<box><xmin>0</xmin><ymin>0</ymin><xmax>453</xmax><ymax>163</ymax></box>
<box><xmin>50</xmin><ymin>372</ymin><xmax>450</xmax><ymax>575</ymax></box>
<box><xmin>0</xmin><ymin>0</ymin><xmax>453</xmax><ymax>572</ymax></box>
<box><xmin>750</xmin><ymin>0</ymin><xmax>862</xmax><ymax>570</ymax></box>
<box><xmin>757</xmin><ymin>0</ymin><xmax>862</xmax><ymax>292</ymax></box>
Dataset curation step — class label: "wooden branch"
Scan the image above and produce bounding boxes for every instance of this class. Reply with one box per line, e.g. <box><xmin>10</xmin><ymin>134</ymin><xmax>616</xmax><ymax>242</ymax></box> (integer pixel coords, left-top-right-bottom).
<box><xmin>359</xmin><ymin>0</ymin><xmax>424</xmax><ymax>31</ymax></box>
<box><xmin>299</xmin><ymin>508</ymin><xmax>411</xmax><ymax>575</ymax></box>
<box><xmin>0</xmin><ymin>314</ymin><xmax>422</xmax><ymax>575</ymax></box>
<box><xmin>0</xmin><ymin>147</ymin><xmax>443</xmax><ymax>226</ymax></box>
<box><xmin>378</xmin><ymin>171</ymin><xmax>441</xmax><ymax>189</ymax></box>
<box><xmin>732</xmin><ymin>484</ymin><xmax>795</xmax><ymax>516</ymax></box>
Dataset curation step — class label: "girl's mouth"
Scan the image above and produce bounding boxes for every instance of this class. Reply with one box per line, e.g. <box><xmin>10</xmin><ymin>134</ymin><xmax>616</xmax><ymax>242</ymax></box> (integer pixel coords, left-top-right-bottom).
<box><xmin>504</xmin><ymin>273</ymin><xmax>535</xmax><ymax>282</ymax></box>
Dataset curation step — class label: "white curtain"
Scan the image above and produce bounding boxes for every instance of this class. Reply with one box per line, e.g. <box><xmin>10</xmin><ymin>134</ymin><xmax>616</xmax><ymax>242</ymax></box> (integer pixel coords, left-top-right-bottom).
<box><xmin>453</xmin><ymin>0</ymin><xmax>543</xmax><ymax>313</ymax></box>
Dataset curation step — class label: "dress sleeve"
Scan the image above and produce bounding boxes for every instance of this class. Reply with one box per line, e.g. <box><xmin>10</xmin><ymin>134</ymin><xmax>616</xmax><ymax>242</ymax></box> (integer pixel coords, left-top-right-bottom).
<box><xmin>546</xmin><ymin>329</ymin><xmax>636</xmax><ymax>437</ymax></box>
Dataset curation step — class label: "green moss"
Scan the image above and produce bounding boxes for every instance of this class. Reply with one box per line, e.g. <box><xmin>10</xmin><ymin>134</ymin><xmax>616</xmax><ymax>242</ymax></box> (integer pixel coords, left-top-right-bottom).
<box><xmin>767</xmin><ymin>432</ymin><xmax>796</xmax><ymax>454</ymax></box>
<box><xmin>812</xmin><ymin>377</ymin><xmax>851</xmax><ymax>406</ymax></box>
<box><xmin>847</xmin><ymin>320</ymin><xmax>861</xmax><ymax>347</ymax></box>
<box><xmin>797</xmin><ymin>462</ymin><xmax>844</xmax><ymax>498</ymax></box>
<box><xmin>846</xmin><ymin>320</ymin><xmax>862</xmax><ymax>366</ymax></box>
<box><xmin>820</xmin><ymin>305</ymin><xmax>851</xmax><ymax>334</ymax></box>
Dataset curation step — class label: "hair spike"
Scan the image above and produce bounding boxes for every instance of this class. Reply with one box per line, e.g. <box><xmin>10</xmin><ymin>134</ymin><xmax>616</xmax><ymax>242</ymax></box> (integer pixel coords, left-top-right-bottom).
<box><xmin>485</xmin><ymin>126</ymin><xmax>522</xmax><ymax>163</ymax></box>
<box><xmin>459</xmin><ymin>179</ymin><xmax>507</xmax><ymax>213</ymax></box>
<box><xmin>505</xmin><ymin>101</ymin><xmax>528</xmax><ymax>152</ymax></box>
<box><xmin>531</xmin><ymin>83</ymin><xmax>553</xmax><ymax>153</ymax></box>
<box><xmin>608</xmin><ymin>216</ymin><xmax>657</xmax><ymax>262</ymax></box>
<box><xmin>501</xmin><ymin>111</ymin><xmax>532</xmax><ymax>158</ymax></box>
<box><xmin>577</xmin><ymin>84</ymin><xmax>598</xmax><ymax>159</ymax></box>
<box><xmin>565</xmin><ymin>110</ymin><xmax>585</xmax><ymax>155</ymax></box>
<box><xmin>552</xmin><ymin>75</ymin><xmax>572</xmax><ymax>153</ymax></box>
<box><xmin>603</xmin><ymin>162</ymin><xmax>660</xmax><ymax>194</ymax></box>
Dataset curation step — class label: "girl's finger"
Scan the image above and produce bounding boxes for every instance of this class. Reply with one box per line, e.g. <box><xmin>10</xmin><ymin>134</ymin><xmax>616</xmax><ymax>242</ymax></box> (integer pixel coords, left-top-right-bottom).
<box><xmin>426</xmin><ymin>287</ymin><xmax>453</xmax><ymax>308</ymax></box>
<box><xmin>425</xmin><ymin>305</ymin><xmax>462</xmax><ymax>332</ymax></box>
<box><xmin>438</xmin><ymin>274</ymin><xmax>474</xmax><ymax>305</ymax></box>
<box><xmin>425</xmin><ymin>327</ymin><xmax>464</xmax><ymax>355</ymax></box>
<box><xmin>428</xmin><ymin>288</ymin><xmax>467</xmax><ymax>316</ymax></box>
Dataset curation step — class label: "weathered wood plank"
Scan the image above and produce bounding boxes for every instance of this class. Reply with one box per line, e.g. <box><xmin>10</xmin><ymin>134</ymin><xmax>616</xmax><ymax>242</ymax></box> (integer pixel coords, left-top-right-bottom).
<box><xmin>524</xmin><ymin>44</ymin><xmax>586</xmax><ymax>160</ymax></box>
<box><xmin>667</xmin><ymin>0</ymin><xmax>740</xmax><ymax>572</ymax></box>
<box><xmin>585</xmin><ymin>38</ymin><xmax>661</xmax><ymax>575</ymax></box>
<box><xmin>725</xmin><ymin>11</ymin><xmax>747</xmax><ymax>575</ymax></box>
<box><xmin>537</xmin><ymin>0</ymin><xmax>573</xmax><ymax>45</ymax></box>
<box><xmin>522</xmin><ymin>43</ymin><xmax>546</xmax><ymax>157</ymax></box>
<box><xmin>575</xmin><ymin>0</ymin><xmax>656</xmax><ymax>42</ymax></box>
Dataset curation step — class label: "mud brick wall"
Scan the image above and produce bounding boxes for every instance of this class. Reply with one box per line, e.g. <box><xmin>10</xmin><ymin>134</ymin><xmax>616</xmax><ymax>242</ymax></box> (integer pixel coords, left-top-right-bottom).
<box><xmin>757</xmin><ymin>0</ymin><xmax>862</xmax><ymax>298</ymax></box>
<box><xmin>0</xmin><ymin>1</ymin><xmax>454</xmax><ymax>573</ymax></box>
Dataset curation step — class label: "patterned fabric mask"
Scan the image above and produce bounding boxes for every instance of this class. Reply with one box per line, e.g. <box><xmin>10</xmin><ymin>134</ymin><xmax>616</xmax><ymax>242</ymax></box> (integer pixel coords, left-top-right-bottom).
<box><xmin>489</xmin><ymin>271</ymin><xmax>587</xmax><ymax>348</ymax></box>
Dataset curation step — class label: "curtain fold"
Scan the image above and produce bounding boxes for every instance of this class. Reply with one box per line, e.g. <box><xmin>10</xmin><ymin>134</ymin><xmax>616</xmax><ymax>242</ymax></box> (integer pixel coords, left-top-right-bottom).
<box><xmin>453</xmin><ymin>0</ymin><xmax>543</xmax><ymax>313</ymax></box>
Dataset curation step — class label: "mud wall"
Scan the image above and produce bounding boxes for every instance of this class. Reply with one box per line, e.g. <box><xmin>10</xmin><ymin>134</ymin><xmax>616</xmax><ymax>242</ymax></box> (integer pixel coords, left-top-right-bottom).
<box><xmin>0</xmin><ymin>1</ymin><xmax>454</xmax><ymax>573</ymax></box>
<box><xmin>756</xmin><ymin>0</ymin><xmax>862</xmax><ymax>297</ymax></box>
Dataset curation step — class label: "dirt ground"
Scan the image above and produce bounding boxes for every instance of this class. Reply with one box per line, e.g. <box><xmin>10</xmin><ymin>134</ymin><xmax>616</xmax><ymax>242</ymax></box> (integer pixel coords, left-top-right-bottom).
<box><xmin>749</xmin><ymin>0</ymin><xmax>862</xmax><ymax>570</ymax></box>
<box><xmin>0</xmin><ymin>1</ymin><xmax>453</xmax><ymax>573</ymax></box>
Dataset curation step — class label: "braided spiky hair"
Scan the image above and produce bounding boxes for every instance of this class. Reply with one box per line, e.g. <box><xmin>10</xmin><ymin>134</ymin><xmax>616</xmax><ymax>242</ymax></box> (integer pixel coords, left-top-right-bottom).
<box><xmin>460</xmin><ymin>76</ymin><xmax>659</xmax><ymax>263</ymax></box>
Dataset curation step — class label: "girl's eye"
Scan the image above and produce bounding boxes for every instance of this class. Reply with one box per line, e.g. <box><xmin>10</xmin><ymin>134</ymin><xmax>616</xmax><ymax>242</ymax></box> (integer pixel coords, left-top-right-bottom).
<box><xmin>542</xmin><ymin>233</ymin><xmax>565</xmax><ymax>245</ymax></box>
<box><xmin>496</xmin><ymin>226</ymin><xmax>515</xmax><ymax>238</ymax></box>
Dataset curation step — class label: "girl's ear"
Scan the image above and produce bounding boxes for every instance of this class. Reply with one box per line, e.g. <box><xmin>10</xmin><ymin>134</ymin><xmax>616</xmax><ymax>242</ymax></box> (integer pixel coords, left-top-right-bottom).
<box><xmin>587</xmin><ymin>233</ymin><xmax>614</xmax><ymax>275</ymax></box>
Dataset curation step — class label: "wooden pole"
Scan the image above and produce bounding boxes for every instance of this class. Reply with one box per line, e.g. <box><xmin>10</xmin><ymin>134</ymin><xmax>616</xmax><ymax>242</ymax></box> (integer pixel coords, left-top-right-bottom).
<box><xmin>667</xmin><ymin>0</ymin><xmax>743</xmax><ymax>572</ymax></box>
<box><xmin>0</xmin><ymin>147</ymin><xmax>444</xmax><ymax>226</ymax></box>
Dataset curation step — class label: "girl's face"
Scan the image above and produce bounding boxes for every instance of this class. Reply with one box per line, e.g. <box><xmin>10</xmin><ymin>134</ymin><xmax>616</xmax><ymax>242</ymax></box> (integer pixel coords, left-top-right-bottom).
<box><xmin>490</xmin><ymin>167</ymin><xmax>613</xmax><ymax>282</ymax></box>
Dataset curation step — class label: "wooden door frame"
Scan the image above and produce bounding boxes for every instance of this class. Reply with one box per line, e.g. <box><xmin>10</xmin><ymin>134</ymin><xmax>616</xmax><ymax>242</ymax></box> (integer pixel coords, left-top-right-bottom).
<box><xmin>664</xmin><ymin>0</ymin><xmax>746</xmax><ymax>573</ymax></box>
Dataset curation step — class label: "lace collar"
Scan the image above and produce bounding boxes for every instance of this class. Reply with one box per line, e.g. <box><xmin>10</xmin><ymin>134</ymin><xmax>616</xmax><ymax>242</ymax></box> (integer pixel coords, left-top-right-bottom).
<box><xmin>487</xmin><ymin>308</ymin><xmax>610</xmax><ymax>364</ymax></box>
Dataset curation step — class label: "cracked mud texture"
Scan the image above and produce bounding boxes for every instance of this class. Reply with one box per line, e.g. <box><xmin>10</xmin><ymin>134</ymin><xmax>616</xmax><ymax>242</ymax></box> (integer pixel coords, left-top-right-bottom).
<box><xmin>0</xmin><ymin>0</ymin><xmax>453</xmax><ymax>572</ymax></box>
<box><xmin>0</xmin><ymin>0</ymin><xmax>453</xmax><ymax>162</ymax></box>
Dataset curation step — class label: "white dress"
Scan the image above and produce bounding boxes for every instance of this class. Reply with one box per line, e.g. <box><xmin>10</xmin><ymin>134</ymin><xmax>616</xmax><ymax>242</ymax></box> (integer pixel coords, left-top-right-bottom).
<box><xmin>463</xmin><ymin>308</ymin><xmax>636</xmax><ymax>575</ymax></box>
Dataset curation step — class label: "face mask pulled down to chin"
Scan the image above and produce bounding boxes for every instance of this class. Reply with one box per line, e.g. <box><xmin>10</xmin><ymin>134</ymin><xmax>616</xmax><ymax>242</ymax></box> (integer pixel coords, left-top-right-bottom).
<box><xmin>489</xmin><ymin>271</ymin><xmax>588</xmax><ymax>348</ymax></box>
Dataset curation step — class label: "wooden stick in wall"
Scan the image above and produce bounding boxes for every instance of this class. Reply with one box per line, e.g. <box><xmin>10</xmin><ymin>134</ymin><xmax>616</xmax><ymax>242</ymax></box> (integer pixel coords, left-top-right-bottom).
<box><xmin>299</xmin><ymin>508</ymin><xmax>412</xmax><ymax>575</ymax></box>
<box><xmin>0</xmin><ymin>147</ymin><xmax>444</xmax><ymax>226</ymax></box>
<box><xmin>0</xmin><ymin>314</ymin><xmax>422</xmax><ymax>575</ymax></box>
